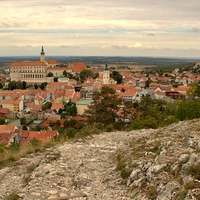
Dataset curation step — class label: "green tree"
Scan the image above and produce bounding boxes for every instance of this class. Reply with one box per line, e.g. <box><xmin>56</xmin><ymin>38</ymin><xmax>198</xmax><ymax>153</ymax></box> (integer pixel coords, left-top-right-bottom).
<box><xmin>145</xmin><ymin>78</ymin><xmax>151</xmax><ymax>88</ymax></box>
<box><xmin>111</xmin><ymin>71</ymin><xmax>123</xmax><ymax>84</ymax></box>
<box><xmin>16</xmin><ymin>81</ymin><xmax>22</xmax><ymax>89</ymax></box>
<box><xmin>187</xmin><ymin>82</ymin><xmax>200</xmax><ymax>99</ymax></box>
<box><xmin>40</xmin><ymin>82</ymin><xmax>48</xmax><ymax>90</ymax></box>
<box><xmin>0</xmin><ymin>82</ymin><xmax>3</xmax><ymax>89</ymax></box>
<box><xmin>0</xmin><ymin>116</ymin><xmax>5</xmax><ymax>125</ymax></box>
<box><xmin>47</xmin><ymin>72</ymin><xmax>53</xmax><ymax>77</ymax></box>
<box><xmin>80</xmin><ymin>69</ymin><xmax>94</xmax><ymax>82</ymax></box>
<box><xmin>8</xmin><ymin>81</ymin><xmax>17</xmax><ymax>90</ymax></box>
<box><xmin>42</xmin><ymin>102</ymin><xmax>52</xmax><ymax>110</ymax></box>
<box><xmin>64</xmin><ymin>101</ymin><xmax>77</xmax><ymax>116</ymax></box>
<box><xmin>84</xmin><ymin>86</ymin><xmax>123</xmax><ymax>126</ymax></box>
<box><xmin>34</xmin><ymin>83</ymin><xmax>38</xmax><ymax>89</ymax></box>
<box><xmin>22</xmin><ymin>81</ymin><xmax>27</xmax><ymax>90</ymax></box>
<box><xmin>63</xmin><ymin>70</ymin><xmax>67</xmax><ymax>77</ymax></box>
<box><xmin>20</xmin><ymin>117</ymin><xmax>26</xmax><ymax>125</ymax></box>
<box><xmin>54</xmin><ymin>77</ymin><xmax>58</xmax><ymax>82</ymax></box>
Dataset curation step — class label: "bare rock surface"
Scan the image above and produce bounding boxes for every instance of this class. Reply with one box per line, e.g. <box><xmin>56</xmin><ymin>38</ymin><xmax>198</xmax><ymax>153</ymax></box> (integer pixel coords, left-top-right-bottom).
<box><xmin>0</xmin><ymin>119</ymin><xmax>200</xmax><ymax>200</ymax></box>
<box><xmin>0</xmin><ymin>130</ymin><xmax>146</xmax><ymax>200</ymax></box>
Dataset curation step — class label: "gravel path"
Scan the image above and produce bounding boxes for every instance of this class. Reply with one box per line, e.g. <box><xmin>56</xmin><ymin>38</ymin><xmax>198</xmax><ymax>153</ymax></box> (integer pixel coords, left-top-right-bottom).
<box><xmin>0</xmin><ymin>130</ymin><xmax>147</xmax><ymax>200</ymax></box>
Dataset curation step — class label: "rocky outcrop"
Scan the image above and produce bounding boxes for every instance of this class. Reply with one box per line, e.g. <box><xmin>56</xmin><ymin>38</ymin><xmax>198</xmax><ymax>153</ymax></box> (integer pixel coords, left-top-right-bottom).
<box><xmin>0</xmin><ymin>119</ymin><xmax>200</xmax><ymax>200</ymax></box>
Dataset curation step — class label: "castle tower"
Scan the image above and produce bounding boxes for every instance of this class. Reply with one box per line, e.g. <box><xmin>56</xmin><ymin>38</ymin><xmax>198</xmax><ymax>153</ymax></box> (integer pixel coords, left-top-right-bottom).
<box><xmin>40</xmin><ymin>46</ymin><xmax>45</xmax><ymax>62</ymax></box>
<box><xmin>103</xmin><ymin>64</ymin><xmax>110</xmax><ymax>84</ymax></box>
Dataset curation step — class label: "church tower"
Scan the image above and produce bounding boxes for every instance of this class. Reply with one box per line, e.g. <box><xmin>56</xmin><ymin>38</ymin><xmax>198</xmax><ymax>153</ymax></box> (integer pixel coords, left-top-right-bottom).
<box><xmin>40</xmin><ymin>46</ymin><xmax>45</xmax><ymax>62</ymax></box>
<box><xmin>103</xmin><ymin>64</ymin><xmax>110</xmax><ymax>84</ymax></box>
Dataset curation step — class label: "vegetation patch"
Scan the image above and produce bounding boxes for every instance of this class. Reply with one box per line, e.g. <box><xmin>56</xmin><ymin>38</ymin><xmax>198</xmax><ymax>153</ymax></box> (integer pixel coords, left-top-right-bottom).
<box><xmin>4</xmin><ymin>193</ymin><xmax>19</xmax><ymax>200</ymax></box>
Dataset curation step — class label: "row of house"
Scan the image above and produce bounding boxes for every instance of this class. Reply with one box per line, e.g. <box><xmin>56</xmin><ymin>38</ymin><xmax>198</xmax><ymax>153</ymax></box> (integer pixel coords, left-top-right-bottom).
<box><xmin>0</xmin><ymin>124</ymin><xmax>59</xmax><ymax>146</ymax></box>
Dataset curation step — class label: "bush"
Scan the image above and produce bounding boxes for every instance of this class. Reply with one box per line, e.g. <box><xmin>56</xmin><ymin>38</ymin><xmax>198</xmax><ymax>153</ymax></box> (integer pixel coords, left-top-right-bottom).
<box><xmin>79</xmin><ymin>125</ymin><xmax>101</xmax><ymax>137</ymax></box>
<box><xmin>5</xmin><ymin>193</ymin><xmax>19</xmax><ymax>200</ymax></box>
<box><xmin>65</xmin><ymin>128</ymin><xmax>78</xmax><ymax>139</ymax></box>
<box><xmin>29</xmin><ymin>138</ymin><xmax>42</xmax><ymax>147</ymax></box>
<box><xmin>130</xmin><ymin>116</ymin><xmax>158</xmax><ymax>130</ymax></box>
<box><xmin>105</xmin><ymin>124</ymin><xmax>114</xmax><ymax>132</ymax></box>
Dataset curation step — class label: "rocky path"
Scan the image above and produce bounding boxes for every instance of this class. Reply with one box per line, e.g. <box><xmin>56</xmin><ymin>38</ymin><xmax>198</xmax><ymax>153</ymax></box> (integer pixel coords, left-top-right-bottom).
<box><xmin>0</xmin><ymin>130</ymin><xmax>148</xmax><ymax>200</ymax></box>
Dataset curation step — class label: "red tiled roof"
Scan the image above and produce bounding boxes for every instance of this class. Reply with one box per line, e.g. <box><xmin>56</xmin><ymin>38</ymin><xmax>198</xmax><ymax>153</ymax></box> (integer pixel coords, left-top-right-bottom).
<box><xmin>40</xmin><ymin>120</ymin><xmax>64</xmax><ymax>128</ymax></box>
<box><xmin>28</xmin><ymin>131</ymin><xmax>39</xmax><ymax>140</ymax></box>
<box><xmin>48</xmin><ymin>60</ymin><xmax>58</xmax><ymax>64</ymax></box>
<box><xmin>73</xmin><ymin>92</ymin><xmax>81</xmax><ymax>101</ymax></box>
<box><xmin>47</xmin><ymin>67</ymin><xmax>68</xmax><ymax>71</ymax></box>
<box><xmin>72</xmin><ymin>67</ymin><xmax>84</xmax><ymax>73</ymax></box>
<box><xmin>0</xmin><ymin>108</ymin><xmax>10</xmax><ymax>114</ymax></box>
<box><xmin>0</xmin><ymin>125</ymin><xmax>16</xmax><ymax>134</ymax></box>
<box><xmin>2</xmin><ymin>99</ymin><xmax>21</xmax><ymax>105</ymax></box>
<box><xmin>73</xmin><ymin>62</ymin><xmax>86</xmax><ymax>68</ymax></box>
<box><xmin>21</xmin><ymin>131</ymin><xmax>29</xmax><ymax>138</ymax></box>
<box><xmin>11</xmin><ymin>61</ymin><xmax>47</xmax><ymax>66</ymax></box>
<box><xmin>51</xmin><ymin>103</ymin><xmax>63</xmax><ymax>110</ymax></box>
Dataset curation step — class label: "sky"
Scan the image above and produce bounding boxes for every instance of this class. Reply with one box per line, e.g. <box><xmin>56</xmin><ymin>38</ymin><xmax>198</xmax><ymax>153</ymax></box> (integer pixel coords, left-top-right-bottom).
<box><xmin>0</xmin><ymin>0</ymin><xmax>200</xmax><ymax>58</ymax></box>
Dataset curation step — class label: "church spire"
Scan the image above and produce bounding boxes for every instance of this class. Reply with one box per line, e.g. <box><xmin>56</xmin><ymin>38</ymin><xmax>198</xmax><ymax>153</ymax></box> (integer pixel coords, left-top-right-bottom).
<box><xmin>40</xmin><ymin>46</ymin><xmax>45</xmax><ymax>61</ymax></box>
<box><xmin>105</xmin><ymin>63</ymin><xmax>108</xmax><ymax>70</ymax></box>
<box><xmin>41</xmin><ymin>46</ymin><xmax>44</xmax><ymax>54</ymax></box>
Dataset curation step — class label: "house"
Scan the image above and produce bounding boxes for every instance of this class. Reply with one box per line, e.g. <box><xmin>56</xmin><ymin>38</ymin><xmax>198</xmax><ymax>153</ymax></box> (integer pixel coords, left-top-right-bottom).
<box><xmin>22</xmin><ymin>130</ymin><xmax>59</xmax><ymax>143</ymax></box>
<box><xmin>46</xmin><ymin>67</ymin><xmax>68</xmax><ymax>77</ymax></box>
<box><xmin>76</xmin><ymin>99</ymin><xmax>92</xmax><ymax>115</ymax></box>
<box><xmin>2</xmin><ymin>99</ymin><xmax>24</xmax><ymax>112</ymax></box>
<box><xmin>54</xmin><ymin>89</ymin><xmax>65</xmax><ymax>103</ymax></box>
<box><xmin>165</xmin><ymin>91</ymin><xmax>183</xmax><ymax>99</ymax></box>
<box><xmin>34</xmin><ymin>94</ymin><xmax>45</xmax><ymax>105</ymax></box>
<box><xmin>118</xmin><ymin>89</ymin><xmax>137</xmax><ymax>102</ymax></box>
<box><xmin>51</xmin><ymin>103</ymin><xmax>63</xmax><ymax>112</ymax></box>
<box><xmin>0</xmin><ymin>108</ymin><xmax>10</xmax><ymax>118</ymax></box>
<box><xmin>25</xmin><ymin>103</ymin><xmax>42</xmax><ymax>112</ymax></box>
<box><xmin>0</xmin><ymin>125</ymin><xmax>19</xmax><ymax>146</ymax></box>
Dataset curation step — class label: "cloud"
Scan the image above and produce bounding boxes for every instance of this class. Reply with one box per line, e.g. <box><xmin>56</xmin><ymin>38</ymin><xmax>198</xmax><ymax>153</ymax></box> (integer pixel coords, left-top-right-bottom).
<box><xmin>191</xmin><ymin>27</ymin><xmax>199</xmax><ymax>33</ymax></box>
<box><xmin>147</xmin><ymin>33</ymin><xmax>155</xmax><ymax>36</ymax></box>
<box><xmin>0</xmin><ymin>0</ymin><xmax>200</xmax><ymax>57</ymax></box>
<box><xmin>133</xmin><ymin>43</ymin><xmax>142</xmax><ymax>47</ymax></box>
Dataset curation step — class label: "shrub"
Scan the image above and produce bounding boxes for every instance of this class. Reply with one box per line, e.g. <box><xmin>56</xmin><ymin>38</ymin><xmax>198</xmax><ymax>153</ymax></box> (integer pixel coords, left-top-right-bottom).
<box><xmin>105</xmin><ymin>124</ymin><xmax>114</xmax><ymax>132</ymax></box>
<box><xmin>79</xmin><ymin>125</ymin><xmax>101</xmax><ymax>137</ymax></box>
<box><xmin>65</xmin><ymin>127</ymin><xmax>78</xmax><ymax>139</ymax></box>
<box><xmin>182</xmin><ymin>164</ymin><xmax>200</xmax><ymax>179</ymax></box>
<box><xmin>5</xmin><ymin>193</ymin><xmax>19</xmax><ymax>200</ymax></box>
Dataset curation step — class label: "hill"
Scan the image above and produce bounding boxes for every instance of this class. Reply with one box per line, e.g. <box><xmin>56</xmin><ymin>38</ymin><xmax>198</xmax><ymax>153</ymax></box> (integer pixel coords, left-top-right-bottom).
<box><xmin>0</xmin><ymin>119</ymin><xmax>200</xmax><ymax>200</ymax></box>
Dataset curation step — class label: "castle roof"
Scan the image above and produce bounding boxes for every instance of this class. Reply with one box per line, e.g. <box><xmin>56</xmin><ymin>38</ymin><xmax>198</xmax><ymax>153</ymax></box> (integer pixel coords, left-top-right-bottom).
<box><xmin>11</xmin><ymin>61</ymin><xmax>47</xmax><ymax>67</ymax></box>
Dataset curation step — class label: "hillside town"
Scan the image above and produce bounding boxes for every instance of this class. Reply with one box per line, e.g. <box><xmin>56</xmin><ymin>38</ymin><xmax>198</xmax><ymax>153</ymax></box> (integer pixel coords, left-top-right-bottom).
<box><xmin>0</xmin><ymin>47</ymin><xmax>200</xmax><ymax>147</ymax></box>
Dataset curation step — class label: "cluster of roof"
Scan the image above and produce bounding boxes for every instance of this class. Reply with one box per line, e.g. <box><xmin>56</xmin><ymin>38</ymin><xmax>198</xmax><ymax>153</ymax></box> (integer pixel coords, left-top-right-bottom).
<box><xmin>0</xmin><ymin>124</ymin><xmax>59</xmax><ymax>146</ymax></box>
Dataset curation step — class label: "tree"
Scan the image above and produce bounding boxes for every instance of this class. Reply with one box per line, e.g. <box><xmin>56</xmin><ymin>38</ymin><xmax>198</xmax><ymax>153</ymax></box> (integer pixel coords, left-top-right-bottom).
<box><xmin>40</xmin><ymin>82</ymin><xmax>48</xmax><ymax>90</ymax></box>
<box><xmin>84</xmin><ymin>86</ymin><xmax>123</xmax><ymax>126</ymax></box>
<box><xmin>34</xmin><ymin>83</ymin><xmax>38</xmax><ymax>89</ymax></box>
<box><xmin>111</xmin><ymin>71</ymin><xmax>123</xmax><ymax>84</ymax></box>
<box><xmin>0</xmin><ymin>82</ymin><xmax>3</xmax><ymax>89</ymax></box>
<box><xmin>121</xmin><ymin>88</ymin><xmax>125</xmax><ymax>92</ymax></box>
<box><xmin>80</xmin><ymin>69</ymin><xmax>94</xmax><ymax>82</ymax></box>
<box><xmin>47</xmin><ymin>72</ymin><xmax>53</xmax><ymax>77</ymax></box>
<box><xmin>64</xmin><ymin>101</ymin><xmax>77</xmax><ymax>116</ymax></box>
<box><xmin>0</xmin><ymin>116</ymin><xmax>5</xmax><ymax>125</ymax></box>
<box><xmin>22</xmin><ymin>81</ymin><xmax>27</xmax><ymax>90</ymax></box>
<box><xmin>54</xmin><ymin>77</ymin><xmax>58</xmax><ymax>82</ymax></box>
<box><xmin>63</xmin><ymin>70</ymin><xmax>67</xmax><ymax>77</ymax></box>
<box><xmin>8</xmin><ymin>81</ymin><xmax>17</xmax><ymax>90</ymax></box>
<box><xmin>187</xmin><ymin>82</ymin><xmax>200</xmax><ymax>99</ymax></box>
<box><xmin>42</xmin><ymin>102</ymin><xmax>52</xmax><ymax>110</ymax></box>
<box><xmin>20</xmin><ymin>117</ymin><xmax>26</xmax><ymax>125</ymax></box>
<box><xmin>16</xmin><ymin>81</ymin><xmax>22</xmax><ymax>89</ymax></box>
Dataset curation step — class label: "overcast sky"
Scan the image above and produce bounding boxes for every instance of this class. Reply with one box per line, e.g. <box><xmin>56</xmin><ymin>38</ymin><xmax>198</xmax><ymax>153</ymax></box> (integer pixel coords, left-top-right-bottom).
<box><xmin>0</xmin><ymin>0</ymin><xmax>200</xmax><ymax>58</ymax></box>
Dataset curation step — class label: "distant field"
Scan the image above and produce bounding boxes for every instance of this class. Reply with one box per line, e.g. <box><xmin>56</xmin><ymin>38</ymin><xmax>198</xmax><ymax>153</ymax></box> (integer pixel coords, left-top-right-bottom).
<box><xmin>0</xmin><ymin>65</ymin><xmax>10</xmax><ymax>69</ymax></box>
<box><xmin>89</xmin><ymin>63</ymin><xmax>157</xmax><ymax>72</ymax></box>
